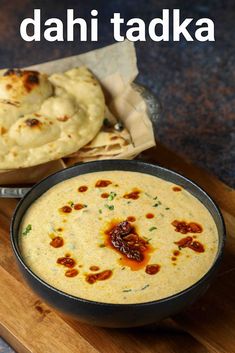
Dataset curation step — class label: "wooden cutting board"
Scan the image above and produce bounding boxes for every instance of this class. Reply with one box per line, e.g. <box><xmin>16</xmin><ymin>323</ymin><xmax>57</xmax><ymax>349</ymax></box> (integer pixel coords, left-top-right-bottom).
<box><xmin>0</xmin><ymin>143</ymin><xmax>234</xmax><ymax>353</ymax></box>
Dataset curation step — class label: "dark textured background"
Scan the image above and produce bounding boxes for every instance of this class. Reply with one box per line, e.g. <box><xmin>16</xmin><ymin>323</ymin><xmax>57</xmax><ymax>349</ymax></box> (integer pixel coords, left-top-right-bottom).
<box><xmin>0</xmin><ymin>1</ymin><xmax>234</xmax><ymax>350</ymax></box>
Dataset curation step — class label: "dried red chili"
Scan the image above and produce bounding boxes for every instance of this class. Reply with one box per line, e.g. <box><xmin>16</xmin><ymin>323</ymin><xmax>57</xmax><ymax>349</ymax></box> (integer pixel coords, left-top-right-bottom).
<box><xmin>107</xmin><ymin>221</ymin><xmax>149</xmax><ymax>262</ymax></box>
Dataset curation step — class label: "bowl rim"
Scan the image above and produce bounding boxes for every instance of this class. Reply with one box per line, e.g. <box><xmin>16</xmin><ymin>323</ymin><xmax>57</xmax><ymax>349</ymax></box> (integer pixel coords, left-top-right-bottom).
<box><xmin>10</xmin><ymin>159</ymin><xmax>226</xmax><ymax>308</ymax></box>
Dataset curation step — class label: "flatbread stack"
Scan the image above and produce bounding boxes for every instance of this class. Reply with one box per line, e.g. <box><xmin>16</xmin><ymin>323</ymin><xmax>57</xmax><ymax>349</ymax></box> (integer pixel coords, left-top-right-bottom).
<box><xmin>65</xmin><ymin>106</ymin><xmax>132</xmax><ymax>164</ymax></box>
<box><xmin>0</xmin><ymin>67</ymin><xmax>133</xmax><ymax>176</ymax></box>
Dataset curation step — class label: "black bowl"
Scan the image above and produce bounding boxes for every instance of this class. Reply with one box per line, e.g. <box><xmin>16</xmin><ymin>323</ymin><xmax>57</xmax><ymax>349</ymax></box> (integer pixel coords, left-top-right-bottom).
<box><xmin>10</xmin><ymin>160</ymin><xmax>226</xmax><ymax>328</ymax></box>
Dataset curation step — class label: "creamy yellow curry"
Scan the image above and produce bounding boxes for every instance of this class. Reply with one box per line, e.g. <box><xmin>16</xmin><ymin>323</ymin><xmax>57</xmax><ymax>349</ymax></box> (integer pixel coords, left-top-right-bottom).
<box><xmin>19</xmin><ymin>171</ymin><xmax>218</xmax><ymax>304</ymax></box>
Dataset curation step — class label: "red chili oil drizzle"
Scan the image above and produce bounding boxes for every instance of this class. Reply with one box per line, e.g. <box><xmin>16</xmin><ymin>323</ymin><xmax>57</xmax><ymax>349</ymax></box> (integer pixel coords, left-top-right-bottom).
<box><xmin>146</xmin><ymin>213</ymin><xmax>154</xmax><ymax>219</ymax></box>
<box><xmin>126</xmin><ymin>216</ymin><xmax>136</xmax><ymax>222</ymax></box>
<box><xmin>172</xmin><ymin>186</ymin><xmax>182</xmax><ymax>192</ymax></box>
<box><xmin>50</xmin><ymin>236</ymin><xmax>64</xmax><ymax>248</ymax></box>
<box><xmin>57</xmin><ymin>256</ymin><xmax>76</xmax><ymax>268</ymax></box>
<box><xmin>89</xmin><ymin>265</ymin><xmax>100</xmax><ymax>271</ymax></box>
<box><xmin>74</xmin><ymin>203</ymin><xmax>85</xmax><ymax>210</ymax></box>
<box><xmin>101</xmin><ymin>192</ymin><xmax>109</xmax><ymax>198</ymax></box>
<box><xmin>171</xmin><ymin>256</ymin><xmax>177</xmax><ymax>261</ymax></box>
<box><xmin>145</xmin><ymin>264</ymin><xmax>161</xmax><ymax>275</ymax></box>
<box><xmin>123</xmin><ymin>189</ymin><xmax>141</xmax><ymax>200</ymax></box>
<box><xmin>78</xmin><ymin>185</ymin><xmax>88</xmax><ymax>192</ymax></box>
<box><xmin>174</xmin><ymin>236</ymin><xmax>205</xmax><ymax>253</ymax></box>
<box><xmin>60</xmin><ymin>205</ymin><xmax>72</xmax><ymax>213</ymax></box>
<box><xmin>173</xmin><ymin>250</ymin><xmax>180</xmax><ymax>256</ymax></box>
<box><xmin>86</xmin><ymin>270</ymin><xmax>112</xmax><ymax>284</ymax></box>
<box><xmin>65</xmin><ymin>269</ymin><xmax>79</xmax><ymax>277</ymax></box>
<box><xmin>95</xmin><ymin>180</ymin><xmax>112</xmax><ymax>188</ymax></box>
<box><xmin>104</xmin><ymin>220</ymin><xmax>153</xmax><ymax>271</ymax></box>
<box><xmin>172</xmin><ymin>220</ymin><xmax>203</xmax><ymax>234</ymax></box>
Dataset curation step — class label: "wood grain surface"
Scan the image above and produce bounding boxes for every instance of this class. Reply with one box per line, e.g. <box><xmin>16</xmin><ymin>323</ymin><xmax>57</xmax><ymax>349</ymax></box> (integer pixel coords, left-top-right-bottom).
<box><xmin>0</xmin><ymin>144</ymin><xmax>234</xmax><ymax>353</ymax></box>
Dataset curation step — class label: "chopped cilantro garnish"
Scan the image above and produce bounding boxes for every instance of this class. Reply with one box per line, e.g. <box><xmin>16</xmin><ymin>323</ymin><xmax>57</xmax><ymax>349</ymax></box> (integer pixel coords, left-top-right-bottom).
<box><xmin>153</xmin><ymin>196</ymin><xmax>158</xmax><ymax>200</ymax></box>
<box><xmin>149</xmin><ymin>226</ymin><xmax>157</xmax><ymax>232</ymax></box>
<box><xmin>68</xmin><ymin>201</ymin><xmax>74</xmax><ymax>207</ymax></box>
<box><xmin>105</xmin><ymin>204</ymin><xmax>114</xmax><ymax>211</ymax></box>
<box><xmin>99</xmin><ymin>209</ymin><xmax>102</xmax><ymax>214</ymax></box>
<box><xmin>108</xmin><ymin>192</ymin><xmax>117</xmax><ymax>201</ymax></box>
<box><xmin>153</xmin><ymin>200</ymin><xmax>162</xmax><ymax>207</ymax></box>
<box><xmin>22</xmin><ymin>224</ymin><xmax>32</xmax><ymax>236</ymax></box>
<box><xmin>165</xmin><ymin>207</ymin><xmax>170</xmax><ymax>210</ymax></box>
<box><xmin>145</xmin><ymin>192</ymin><xmax>151</xmax><ymax>198</ymax></box>
<box><xmin>123</xmin><ymin>289</ymin><xmax>132</xmax><ymax>292</ymax></box>
<box><xmin>99</xmin><ymin>244</ymin><xmax>105</xmax><ymax>248</ymax></box>
<box><xmin>141</xmin><ymin>284</ymin><xmax>150</xmax><ymax>290</ymax></box>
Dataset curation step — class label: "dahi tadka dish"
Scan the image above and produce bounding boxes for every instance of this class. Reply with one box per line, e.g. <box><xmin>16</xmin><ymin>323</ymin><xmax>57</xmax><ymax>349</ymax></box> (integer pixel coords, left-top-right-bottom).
<box><xmin>19</xmin><ymin>171</ymin><xmax>218</xmax><ymax>304</ymax></box>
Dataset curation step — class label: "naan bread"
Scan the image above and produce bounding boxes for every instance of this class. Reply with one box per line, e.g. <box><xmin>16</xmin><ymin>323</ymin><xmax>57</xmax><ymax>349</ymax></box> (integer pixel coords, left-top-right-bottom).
<box><xmin>65</xmin><ymin>105</ymin><xmax>133</xmax><ymax>164</ymax></box>
<box><xmin>0</xmin><ymin>67</ymin><xmax>105</xmax><ymax>169</ymax></box>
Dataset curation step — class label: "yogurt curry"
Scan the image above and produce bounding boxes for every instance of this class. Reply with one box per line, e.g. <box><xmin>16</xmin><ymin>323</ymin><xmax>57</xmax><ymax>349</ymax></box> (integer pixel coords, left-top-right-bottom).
<box><xmin>19</xmin><ymin>171</ymin><xmax>218</xmax><ymax>304</ymax></box>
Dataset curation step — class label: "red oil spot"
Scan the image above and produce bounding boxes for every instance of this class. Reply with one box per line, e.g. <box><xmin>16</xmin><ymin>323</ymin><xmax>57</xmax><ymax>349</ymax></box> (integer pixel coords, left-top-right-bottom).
<box><xmin>145</xmin><ymin>264</ymin><xmax>161</xmax><ymax>275</ymax></box>
<box><xmin>172</xmin><ymin>220</ymin><xmax>203</xmax><ymax>234</ymax></box>
<box><xmin>146</xmin><ymin>213</ymin><xmax>154</xmax><ymax>219</ymax></box>
<box><xmin>126</xmin><ymin>216</ymin><xmax>136</xmax><ymax>222</ymax></box>
<box><xmin>101</xmin><ymin>193</ymin><xmax>109</xmax><ymax>198</ymax></box>
<box><xmin>175</xmin><ymin>237</ymin><xmax>205</xmax><ymax>253</ymax></box>
<box><xmin>60</xmin><ymin>206</ymin><xmax>72</xmax><ymax>214</ymax></box>
<box><xmin>172</xmin><ymin>186</ymin><xmax>182</xmax><ymax>192</ymax></box>
<box><xmin>65</xmin><ymin>269</ymin><xmax>79</xmax><ymax>277</ymax></box>
<box><xmin>95</xmin><ymin>180</ymin><xmax>112</xmax><ymax>188</ymax></box>
<box><xmin>86</xmin><ymin>270</ymin><xmax>112</xmax><ymax>284</ymax></box>
<box><xmin>50</xmin><ymin>236</ymin><xmax>64</xmax><ymax>248</ymax></box>
<box><xmin>78</xmin><ymin>186</ymin><xmax>88</xmax><ymax>192</ymax></box>
<box><xmin>74</xmin><ymin>203</ymin><xmax>85</xmax><ymax>210</ymax></box>
<box><xmin>57</xmin><ymin>256</ymin><xmax>76</xmax><ymax>268</ymax></box>
<box><xmin>89</xmin><ymin>266</ymin><xmax>100</xmax><ymax>271</ymax></box>
<box><xmin>123</xmin><ymin>189</ymin><xmax>140</xmax><ymax>200</ymax></box>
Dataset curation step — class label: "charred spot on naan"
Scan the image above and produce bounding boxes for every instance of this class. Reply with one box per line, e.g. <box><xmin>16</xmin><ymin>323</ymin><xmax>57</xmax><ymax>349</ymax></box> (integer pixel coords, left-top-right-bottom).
<box><xmin>25</xmin><ymin>118</ymin><xmax>42</xmax><ymax>128</ymax></box>
<box><xmin>3</xmin><ymin>69</ymin><xmax>40</xmax><ymax>93</ymax></box>
<box><xmin>0</xmin><ymin>67</ymin><xmax>105</xmax><ymax>168</ymax></box>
